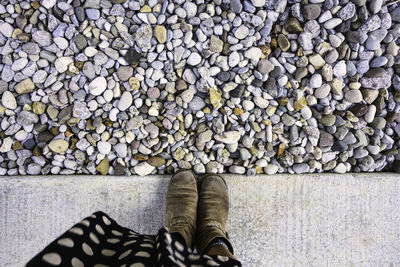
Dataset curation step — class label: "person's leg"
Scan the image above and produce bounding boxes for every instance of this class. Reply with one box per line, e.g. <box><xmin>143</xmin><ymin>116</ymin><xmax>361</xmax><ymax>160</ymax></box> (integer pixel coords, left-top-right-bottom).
<box><xmin>166</xmin><ymin>170</ymin><xmax>198</xmax><ymax>249</ymax></box>
<box><xmin>196</xmin><ymin>175</ymin><xmax>238</xmax><ymax>260</ymax></box>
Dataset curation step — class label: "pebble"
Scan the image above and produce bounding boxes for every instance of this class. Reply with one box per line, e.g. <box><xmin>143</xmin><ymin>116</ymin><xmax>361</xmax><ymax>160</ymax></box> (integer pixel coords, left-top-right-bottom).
<box><xmin>344</xmin><ymin>90</ymin><xmax>363</xmax><ymax>103</ymax></box>
<box><xmin>155</xmin><ymin>25</ymin><xmax>167</xmax><ymax>43</ymax></box>
<box><xmin>55</xmin><ymin>57</ymin><xmax>73</xmax><ymax>73</ymax></box>
<box><xmin>1</xmin><ymin>91</ymin><xmax>17</xmax><ymax>109</ymax></box>
<box><xmin>89</xmin><ymin>77</ymin><xmax>107</xmax><ymax>96</ymax></box>
<box><xmin>314</xmin><ymin>84</ymin><xmax>331</xmax><ymax>99</ymax></box>
<box><xmin>86</xmin><ymin>9</ymin><xmax>100</xmax><ymax>20</ymax></box>
<box><xmin>49</xmin><ymin>139</ymin><xmax>69</xmax><ymax>154</ymax></box>
<box><xmin>96</xmin><ymin>157</ymin><xmax>109</xmax><ymax>175</ymax></box>
<box><xmin>303</xmin><ymin>4</ymin><xmax>321</xmax><ymax>20</ymax></box>
<box><xmin>215</xmin><ymin>131</ymin><xmax>241</xmax><ymax>144</ymax></box>
<box><xmin>32</xmin><ymin>30</ymin><xmax>52</xmax><ymax>47</ymax></box>
<box><xmin>134</xmin><ymin>162</ymin><xmax>155</xmax><ymax>176</ymax></box>
<box><xmin>0</xmin><ymin>22</ymin><xmax>13</xmax><ymax>37</ymax></box>
<box><xmin>98</xmin><ymin>141</ymin><xmax>111</xmax><ymax>155</ymax></box>
<box><xmin>235</xmin><ymin>26</ymin><xmax>249</xmax><ymax>39</ymax></box>
<box><xmin>187</xmin><ymin>53</ymin><xmax>202</xmax><ymax>66</ymax></box>
<box><xmin>117</xmin><ymin>66</ymin><xmax>133</xmax><ymax>81</ymax></box>
<box><xmin>118</xmin><ymin>91</ymin><xmax>133</xmax><ymax>111</ymax></box>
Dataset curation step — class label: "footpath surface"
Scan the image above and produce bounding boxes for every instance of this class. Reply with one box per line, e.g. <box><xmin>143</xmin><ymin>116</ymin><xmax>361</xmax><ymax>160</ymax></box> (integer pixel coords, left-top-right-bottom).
<box><xmin>1</xmin><ymin>173</ymin><xmax>400</xmax><ymax>266</ymax></box>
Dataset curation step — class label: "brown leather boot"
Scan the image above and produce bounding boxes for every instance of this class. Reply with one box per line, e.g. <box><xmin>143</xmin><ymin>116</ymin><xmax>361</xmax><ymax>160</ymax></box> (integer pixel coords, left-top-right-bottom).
<box><xmin>166</xmin><ymin>170</ymin><xmax>198</xmax><ymax>249</ymax></box>
<box><xmin>196</xmin><ymin>175</ymin><xmax>234</xmax><ymax>254</ymax></box>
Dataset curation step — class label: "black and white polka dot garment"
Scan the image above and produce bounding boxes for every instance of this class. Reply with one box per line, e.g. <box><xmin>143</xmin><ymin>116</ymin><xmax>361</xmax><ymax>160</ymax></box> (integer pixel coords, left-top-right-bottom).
<box><xmin>27</xmin><ymin>211</ymin><xmax>242</xmax><ymax>267</ymax></box>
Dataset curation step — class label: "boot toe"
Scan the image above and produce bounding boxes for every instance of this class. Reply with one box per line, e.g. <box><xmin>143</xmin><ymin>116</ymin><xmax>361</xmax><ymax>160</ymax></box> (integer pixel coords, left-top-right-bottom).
<box><xmin>200</xmin><ymin>175</ymin><xmax>227</xmax><ymax>191</ymax></box>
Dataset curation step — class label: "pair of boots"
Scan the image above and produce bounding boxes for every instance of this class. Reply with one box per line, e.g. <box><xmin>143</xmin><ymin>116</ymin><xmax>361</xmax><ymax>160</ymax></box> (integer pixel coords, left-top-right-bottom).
<box><xmin>166</xmin><ymin>170</ymin><xmax>234</xmax><ymax>255</ymax></box>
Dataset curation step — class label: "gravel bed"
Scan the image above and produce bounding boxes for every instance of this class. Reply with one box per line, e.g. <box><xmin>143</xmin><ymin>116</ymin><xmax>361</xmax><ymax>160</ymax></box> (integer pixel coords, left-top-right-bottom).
<box><xmin>1</xmin><ymin>0</ymin><xmax>400</xmax><ymax>176</ymax></box>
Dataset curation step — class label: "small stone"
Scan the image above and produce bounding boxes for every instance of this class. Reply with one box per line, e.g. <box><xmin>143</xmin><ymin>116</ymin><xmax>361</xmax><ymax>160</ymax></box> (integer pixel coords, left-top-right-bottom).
<box><xmin>366</xmin><ymin>29</ymin><xmax>387</xmax><ymax>51</ymax></box>
<box><xmin>292</xmin><ymin>163</ymin><xmax>310</xmax><ymax>174</ymax></box>
<box><xmin>33</xmin><ymin>102</ymin><xmax>46</xmax><ymax>115</ymax></box>
<box><xmin>277</xmin><ymin>34</ymin><xmax>290</xmax><ymax>52</ymax></box>
<box><xmin>344</xmin><ymin>90</ymin><xmax>363</xmax><ymax>103</ymax></box>
<box><xmin>136</xmin><ymin>24</ymin><xmax>153</xmax><ymax>50</ymax></box>
<box><xmin>12</xmin><ymin>58</ymin><xmax>28</xmax><ymax>72</ymax></box>
<box><xmin>96</xmin><ymin>157</ymin><xmax>109</xmax><ymax>175</ymax></box>
<box><xmin>118</xmin><ymin>91</ymin><xmax>133</xmax><ymax>111</ymax></box>
<box><xmin>229</xmin><ymin>166</ymin><xmax>246</xmax><ymax>174</ymax></box>
<box><xmin>235</xmin><ymin>25</ymin><xmax>249</xmax><ymax>39</ymax></box>
<box><xmin>42</xmin><ymin>0</ymin><xmax>57</xmax><ymax>9</ymax></box>
<box><xmin>210</xmin><ymin>87</ymin><xmax>221</xmax><ymax>108</ymax></box>
<box><xmin>32</xmin><ymin>30</ymin><xmax>52</xmax><ymax>47</ymax></box>
<box><xmin>147</xmin><ymin>156</ymin><xmax>166</xmax><ymax>167</ymax></box>
<box><xmin>129</xmin><ymin>77</ymin><xmax>140</xmax><ymax>90</ymax></box>
<box><xmin>324</xmin><ymin>18</ymin><xmax>343</xmax><ymax>29</ymax></box>
<box><xmin>228</xmin><ymin>51</ymin><xmax>240</xmax><ymax>67</ymax></box>
<box><xmin>55</xmin><ymin>57</ymin><xmax>74</xmax><ymax>73</ymax></box>
<box><xmin>1</xmin><ymin>91</ymin><xmax>17</xmax><ymax>109</ymax></box>
<box><xmin>231</xmin><ymin>0</ymin><xmax>243</xmax><ymax>13</ymax></box>
<box><xmin>244</xmin><ymin>47</ymin><xmax>262</xmax><ymax>62</ymax></box>
<box><xmin>49</xmin><ymin>139</ymin><xmax>69</xmax><ymax>153</ymax></box>
<box><xmin>147</xmin><ymin>87</ymin><xmax>160</xmax><ymax>99</ymax></box>
<box><xmin>98</xmin><ymin>141</ymin><xmax>112</xmax><ymax>154</ymax></box>
<box><xmin>319</xmin><ymin>131</ymin><xmax>334</xmax><ymax>147</ymax></box>
<box><xmin>258</xmin><ymin>59</ymin><xmax>274</xmax><ymax>75</ymax></box>
<box><xmin>284</xmin><ymin>18</ymin><xmax>303</xmax><ymax>33</ymax></box>
<box><xmin>125</xmin><ymin>49</ymin><xmax>141</xmax><ymax>65</ymax></box>
<box><xmin>0</xmin><ymin>137</ymin><xmax>13</xmax><ymax>153</ymax></box>
<box><xmin>89</xmin><ymin>77</ymin><xmax>107</xmax><ymax>95</ymax></box>
<box><xmin>320</xmin><ymin>114</ymin><xmax>336</xmax><ymax>126</ymax></box>
<box><xmin>134</xmin><ymin>162</ymin><xmax>155</xmax><ymax>176</ymax></box>
<box><xmin>189</xmin><ymin>96</ymin><xmax>206</xmax><ymax>111</ymax></box>
<box><xmin>198</xmin><ymin>129</ymin><xmax>213</xmax><ymax>143</ymax></box>
<box><xmin>371</xmin><ymin>117</ymin><xmax>386</xmax><ymax>129</ymax></box>
<box><xmin>303</xmin><ymin>4</ymin><xmax>321</xmax><ymax>20</ymax></box>
<box><xmin>230</xmin><ymin>85</ymin><xmax>245</xmax><ymax>98</ymax></box>
<box><xmin>309</xmin><ymin>54</ymin><xmax>325</xmax><ymax>69</ymax></box>
<box><xmin>117</xmin><ymin>66</ymin><xmax>133</xmax><ymax>81</ymax></box>
<box><xmin>17</xmin><ymin>111</ymin><xmax>39</xmax><ymax>125</ymax></box>
<box><xmin>210</xmin><ymin>35</ymin><xmax>223</xmax><ymax>53</ymax></box>
<box><xmin>265</xmin><ymin>164</ymin><xmax>278</xmax><ymax>174</ymax></box>
<box><xmin>369</xmin><ymin>0</ymin><xmax>383</xmax><ymax>14</ymax></box>
<box><xmin>281</xmin><ymin>113</ymin><xmax>296</xmax><ymax>126</ymax></box>
<box><xmin>310</xmin><ymin>74</ymin><xmax>322</xmax><ymax>88</ymax></box>
<box><xmin>0</xmin><ymin>22</ymin><xmax>13</xmax><ymax>38</ymax></box>
<box><xmin>333</xmin><ymin>60</ymin><xmax>347</xmax><ymax>77</ymax></box>
<box><xmin>86</xmin><ymin>8</ymin><xmax>100</xmax><ymax>20</ymax></box>
<box><xmin>251</xmin><ymin>0</ymin><xmax>265</xmax><ymax>7</ymax></box>
<box><xmin>155</xmin><ymin>25</ymin><xmax>167</xmax><ymax>44</ymax></box>
<box><xmin>338</xmin><ymin>2</ymin><xmax>356</xmax><ymax>21</ymax></box>
<box><xmin>27</xmin><ymin>163</ymin><xmax>41</xmax><ymax>175</ymax></box>
<box><xmin>74</xmin><ymin>34</ymin><xmax>87</xmax><ymax>50</ymax></box>
<box><xmin>187</xmin><ymin>53</ymin><xmax>202</xmax><ymax>65</ymax></box>
<box><xmin>15</xmin><ymin>78</ymin><xmax>35</xmax><ymax>94</ymax></box>
<box><xmin>215</xmin><ymin>131</ymin><xmax>241</xmax><ymax>144</ymax></box>
<box><xmin>184</xmin><ymin>2</ymin><xmax>197</xmax><ymax>18</ymax></box>
<box><xmin>314</xmin><ymin>84</ymin><xmax>331</xmax><ymax>99</ymax></box>
<box><xmin>148</xmin><ymin>107</ymin><xmax>159</xmax><ymax>116</ymax></box>
<box><xmin>72</xmin><ymin>101</ymin><xmax>90</xmax><ymax>119</ymax></box>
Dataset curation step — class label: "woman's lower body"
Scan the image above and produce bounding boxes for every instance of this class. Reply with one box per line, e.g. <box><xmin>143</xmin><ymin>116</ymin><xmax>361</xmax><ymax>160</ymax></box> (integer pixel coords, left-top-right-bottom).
<box><xmin>27</xmin><ymin>171</ymin><xmax>242</xmax><ymax>266</ymax></box>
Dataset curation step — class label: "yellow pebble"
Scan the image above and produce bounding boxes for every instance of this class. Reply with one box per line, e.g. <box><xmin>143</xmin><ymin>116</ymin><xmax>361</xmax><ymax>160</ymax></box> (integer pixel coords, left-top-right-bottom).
<box><xmin>140</xmin><ymin>5</ymin><xmax>152</xmax><ymax>12</ymax></box>
<box><xmin>129</xmin><ymin>77</ymin><xmax>140</xmax><ymax>90</ymax></box>
<box><xmin>233</xmin><ymin>108</ymin><xmax>244</xmax><ymax>115</ymax></box>
<box><xmin>294</xmin><ymin>96</ymin><xmax>307</xmax><ymax>111</ymax></box>
<box><xmin>277</xmin><ymin>143</ymin><xmax>286</xmax><ymax>156</ymax></box>
<box><xmin>209</xmin><ymin>87</ymin><xmax>222</xmax><ymax>108</ymax></box>
<box><xmin>203</xmin><ymin>107</ymin><xmax>211</xmax><ymax>114</ymax></box>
